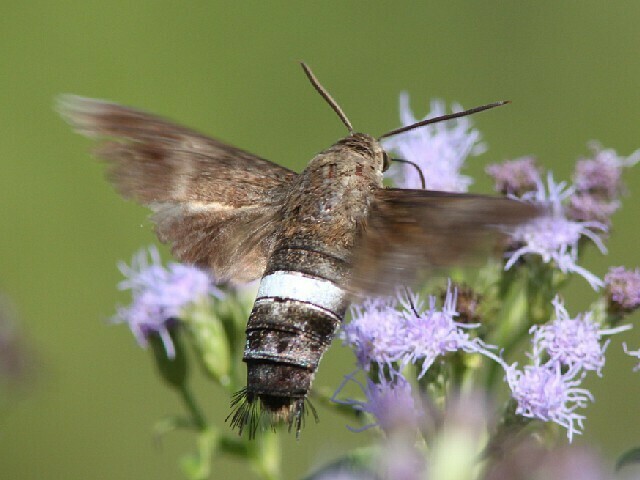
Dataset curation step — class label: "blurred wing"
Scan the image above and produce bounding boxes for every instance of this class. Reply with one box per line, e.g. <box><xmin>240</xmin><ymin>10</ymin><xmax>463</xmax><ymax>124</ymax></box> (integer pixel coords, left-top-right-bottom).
<box><xmin>351</xmin><ymin>188</ymin><xmax>541</xmax><ymax>294</ymax></box>
<box><xmin>58</xmin><ymin>95</ymin><xmax>297</xmax><ymax>282</ymax></box>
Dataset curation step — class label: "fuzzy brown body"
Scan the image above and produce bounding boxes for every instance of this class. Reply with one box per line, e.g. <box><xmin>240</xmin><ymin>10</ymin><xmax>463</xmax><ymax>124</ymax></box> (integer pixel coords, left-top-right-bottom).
<box><xmin>241</xmin><ymin>134</ymin><xmax>384</xmax><ymax>426</ymax></box>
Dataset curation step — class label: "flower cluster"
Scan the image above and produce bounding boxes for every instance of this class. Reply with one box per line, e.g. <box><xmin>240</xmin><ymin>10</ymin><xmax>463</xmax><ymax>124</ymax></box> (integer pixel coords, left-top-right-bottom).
<box><xmin>342</xmin><ymin>285</ymin><xmax>501</xmax><ymax>379</ymax></box>
<box><xmin>505</xmin><ymin>297</ymin><xmax>631</xmax><ymax>440</ymax></box>
<box><xmin>339</xmin><ymin>285</ymin><xmax>505</xmax><ymax>433</ymax></box>
<box><xmin>115</xmin><ymin>246</ymin><xmax>223</xmax><ymax>358</ymax></box>
<box><xmin>487</xmin><ymin>145</ymin><xmax>639</xmax><ymax>290</ymax></box>
<box><xmin>341</xmin><ymin>96</ymin><xmax>640</xmax><ymax>448</ymax></box>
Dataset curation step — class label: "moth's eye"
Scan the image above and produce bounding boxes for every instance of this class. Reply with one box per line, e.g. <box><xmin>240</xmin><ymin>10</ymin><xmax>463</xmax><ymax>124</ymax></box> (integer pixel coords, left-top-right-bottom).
<box><xmin>382</xmin><ymin>152</ymin><xmax>390</xmax><ymax>172</ymax></box>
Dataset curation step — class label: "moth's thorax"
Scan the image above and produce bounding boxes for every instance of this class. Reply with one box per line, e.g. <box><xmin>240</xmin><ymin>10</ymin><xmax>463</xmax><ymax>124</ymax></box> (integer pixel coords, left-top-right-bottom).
<box><xmin>277</xmin><ymin>133</ymin><xmax>383</xmax><ymax>260</ymax></box>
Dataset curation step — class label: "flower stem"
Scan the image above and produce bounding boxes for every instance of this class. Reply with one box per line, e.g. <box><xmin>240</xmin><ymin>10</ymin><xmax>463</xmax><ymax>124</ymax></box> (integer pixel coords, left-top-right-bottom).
<box><xmin>251</xmin><ymin>433</ymin><xmax>282</xmax><ymax>480</ymax></box>
<box><xmin>178</xmin><ymin>383</ymin><xmax>207</xmax><ymax>431</ymax></box>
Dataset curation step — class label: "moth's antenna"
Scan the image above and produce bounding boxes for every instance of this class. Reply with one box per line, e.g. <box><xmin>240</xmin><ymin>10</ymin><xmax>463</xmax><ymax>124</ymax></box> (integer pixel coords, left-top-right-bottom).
<box><xmin>378</xmin><ymin>100</ymin><xmax>510</xmax><ymax>140</ymax></box>
<box><xmin>300</xmin><ymin>62</ymin><xmax>354</xmax><ymax>135</ymax></box>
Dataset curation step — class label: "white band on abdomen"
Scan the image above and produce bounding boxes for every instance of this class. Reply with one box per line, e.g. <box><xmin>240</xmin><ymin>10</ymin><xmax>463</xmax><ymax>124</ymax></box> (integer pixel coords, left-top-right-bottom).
<box><xmin>257</xmin><ymin>271</ymin><xmax>345</xmax><ymax>314</ymax></box>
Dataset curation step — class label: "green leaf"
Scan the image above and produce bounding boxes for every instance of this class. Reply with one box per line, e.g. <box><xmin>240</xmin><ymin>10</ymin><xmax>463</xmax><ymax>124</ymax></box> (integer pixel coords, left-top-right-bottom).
<box><xmin>149</xmin><ymin>327</ymin><xmax>188</xmax><ymax>389</ymax></box>
<box><xmin>616</xmin><ymin>447</ymin><xmax>640</xmax><ymax>472</ymax></box>
<box><xmin>180</xmin><ymin>429</ymin><xmax>219</xmax><ymax>480</ymax></box>
<box><xmin>183</xmin><ymin>300</ymin><xmax>232</xmax><ymax>387</ymax></box>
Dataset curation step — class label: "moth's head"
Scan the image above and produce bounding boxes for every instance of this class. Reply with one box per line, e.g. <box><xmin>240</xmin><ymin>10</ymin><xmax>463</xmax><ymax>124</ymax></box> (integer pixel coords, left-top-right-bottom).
<box><xmin>300</xmin><ymin>64</ymin><xmax>391</xmax><ymax>173</ymax></box>
<box><xmin>300</xmin><ymin>61</ymin><xmax>507</xmax><ymax>178</ymax></box>
<box><xmin>335</xmin><ymin>132</ymin><xmax>389</xmax><ymax>173</ymax></box>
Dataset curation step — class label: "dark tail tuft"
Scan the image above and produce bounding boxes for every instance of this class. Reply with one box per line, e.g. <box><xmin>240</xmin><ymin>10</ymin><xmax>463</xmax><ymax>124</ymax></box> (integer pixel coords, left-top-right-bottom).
<box><xmin>227</xmin><ymin>388</ymin><xmax>263</xmax><ymax>439</ymax></box>
<box><xmin>227</xmin><ymin>389</ymin><xmax>320</xmax><ymax>439</ymax></box>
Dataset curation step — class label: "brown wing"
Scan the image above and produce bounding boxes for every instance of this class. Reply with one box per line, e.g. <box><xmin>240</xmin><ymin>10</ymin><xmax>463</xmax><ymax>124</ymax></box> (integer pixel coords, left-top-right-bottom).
<box><xmin>351</xmin><ymin>188</ymin><xmax>542</xmax><ymax>294</ymax></box>
<box><xmin>58</xmin><ymin>95</ymin><xmax>297</xmax><ymax>282</ymax></box>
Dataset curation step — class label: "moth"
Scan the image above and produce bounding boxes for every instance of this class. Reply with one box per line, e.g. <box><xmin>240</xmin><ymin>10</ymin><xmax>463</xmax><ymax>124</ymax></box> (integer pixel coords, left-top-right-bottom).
<box><xmin>58</xmin><ymin>63</ymin><xmax>540</xmax><ymax>437</ymax></box>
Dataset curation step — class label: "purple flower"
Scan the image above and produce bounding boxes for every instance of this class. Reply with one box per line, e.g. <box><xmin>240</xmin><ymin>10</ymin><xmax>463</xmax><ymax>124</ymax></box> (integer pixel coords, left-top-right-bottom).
<box><xmin>566</xmin><ymin>143</ymin><xmax>638</xmax><ymax>226</ymax></box>
<box><xmin>486</xmin><ymin>156</ymin><xmax>542</xmax><ymax>196</ymax></box>
<box><xmin>566</xmin><ymin>193</ymin><xmax>620</xmax><ymax>225</ymax></box>
<box><xmin>530</xmin><ymin>297</ymin><xmax>631</xmax><ymax>375</ymax></box>
<box><xmin>605</xmin><ymin>266</ymin><xmax>640</xmax><ymax>313</ymax></box>
<box><xmin>398</xmin><ymin>287</ymin><xmax>501</xmax><ymax>377</ymax></box>
<box><xmin>382</xmin><ymin>94</ymin><xmax>485</xmax><ymax>192</ymax></box>
<box><xmin>504</xmin><ymin>172</ymin><xmax>607</xmax><ymax>289</ymax></box>
<box><xmin>573</xmin><ymin>142</ymin><xmax>640</xmax><ymax>198</ymax></box>
<box><xmin>505</xmin><ymin>362</ymin><xmax>593</xmax><ymax>441</ymax></box>
<box><xmin>343</xmin><ymin>296</ymin><xmax>406</xmax><ymax>370</ymax></box>
<box><xmin>115</xmin><ymin>246</ymin><xmax>223</xmax><ymax>358</ymax></box>
<box><xmin>333</xmin><ymin>374</ymin><xmax>422</xmax><ymax>434</ymax></box>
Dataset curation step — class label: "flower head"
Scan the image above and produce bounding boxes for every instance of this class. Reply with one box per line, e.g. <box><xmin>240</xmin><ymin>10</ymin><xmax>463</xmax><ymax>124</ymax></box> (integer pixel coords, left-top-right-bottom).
<box><xmin>505</xmin><ymin>362</ymin><xmax>593</xmax><ymax>441</ymax></box>
<box><xmin>486</xmin><ymin>156</ymin><xmax>542</xmax><ymax>196</ymax></box>
<box><xmin>360</xmin><ymin>376</ymin><xmax>422</xmax><ymax>434</ymax></box>
<box><xmin>530</xmin><ymin>297</ymin><xmax>630</xmax><ymax>375</ymax></box>
<box><xmin>573</xmin><ymin>142</ymin><xmax>640</xmax><ymax>198</ymax></box>
<box><xmin>333</xmin><ymin>374</ymin><xmax>422</xmax><ymax>434</ymax></box>
<box><xmin>398</xmin><ymin>287</ymin><xmax>498</xmax><ymax>377</ymax></box>
<box><xmin>115</xmin><ymin>246</ymin><xmax>223</xmax><ymax>358</ymax></box>
<box><xmin>605</xmin><ymin>266</ymin><xmax>640</xmax><ymax>314</ymax></box>
<box><xmin>566</xmin><ymin>193</ymin><xmax>620</xmax><ymax>225</ymax></box>
<box><xmin>504</xmin><ymin>172</ymin><xmax>607</xmax><ymax>289</ymax></box>
<box><xmin>342</xmin><ymin>296</ymin><xmax>406</xmax><ymax>370</ymax></box>
<box><xmin>566</xmin><ymin>143</ymin><xmax>639</xmax><ymax>225</ymax></box>
<box><xmin>382</xmin><ymin>94</ymin><xmax>485</xmax><ymax>192</ymax></box>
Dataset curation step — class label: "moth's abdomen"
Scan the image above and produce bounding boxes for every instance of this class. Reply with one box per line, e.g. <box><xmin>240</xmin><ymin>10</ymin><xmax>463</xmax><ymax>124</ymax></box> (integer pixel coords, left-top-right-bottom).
<box><xmin>231</xmin><ymin>247</ymin><xmax>350</xmax><ymax>436</ymax></box>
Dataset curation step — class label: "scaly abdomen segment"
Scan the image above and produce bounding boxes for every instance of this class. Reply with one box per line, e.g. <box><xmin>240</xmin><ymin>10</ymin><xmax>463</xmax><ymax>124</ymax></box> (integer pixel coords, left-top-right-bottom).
<box><xmin>236</xmin><ymin>246</ymin><xmax>349</xmax><ymax>433</ymax></box>
<box><xmin>244</xmin><ymin>246</ymin><xmax>349</xmax><ymax>395</ymax></box>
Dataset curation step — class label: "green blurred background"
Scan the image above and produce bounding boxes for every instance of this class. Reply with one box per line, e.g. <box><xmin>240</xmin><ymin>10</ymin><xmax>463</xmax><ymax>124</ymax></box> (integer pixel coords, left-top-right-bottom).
<box><xmin>1</xmin><ymin>2</ymin><xmax>639</xmax><ymax>478</ymax></box>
